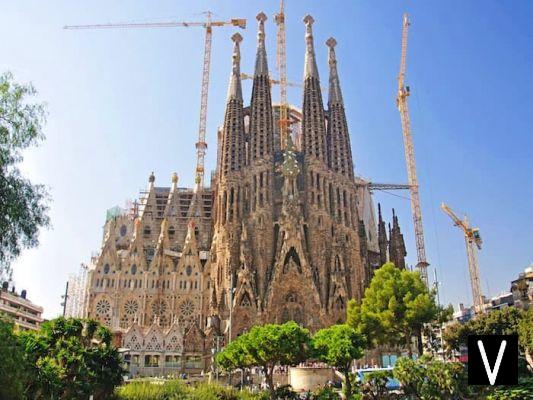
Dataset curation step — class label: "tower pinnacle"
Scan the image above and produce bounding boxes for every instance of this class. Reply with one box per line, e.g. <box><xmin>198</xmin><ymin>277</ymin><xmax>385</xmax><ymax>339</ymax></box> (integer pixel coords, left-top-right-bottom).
<box><xmin>227</xmin><ymin>33</ymin><xmax>243</xmax><ymax>101</ymax></box>
<box><xmin>254</xmin><ymin>12</ymin><xmax>268</xmax><ymax>76</ymax></box>
<box><xmin>303</xmin><ymin>15</ymin><xmax>319</xmax><ymax>79</ymax></box>
<box><xmin>220</xmin><ymin>32</ymin><xmax>245</xmax><ymax>177</ymax></box>
<box><xmin>302</xmin><ymin>15</ymin><xmax>327</xmax><ymax>163</ymax></box>
<box><xmin>326</xmin><ymin>37</ymin><xmax>343</xmax><ymax>105</ymax></box>
<box><xmin>250</xmin><ymin>12</ymin><xmax>273</xmax><ymax>161</ymax></box>
<box><xmin>326</xmin><ymin>36</ymin><xmax>354</xmax><ymax>178</ymax></box>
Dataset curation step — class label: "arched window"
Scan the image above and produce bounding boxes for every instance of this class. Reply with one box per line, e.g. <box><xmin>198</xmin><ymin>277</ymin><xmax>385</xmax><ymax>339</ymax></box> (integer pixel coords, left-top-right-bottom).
<box><xmin>131</xmin><ymin>264</ymin><xmax>137</xmax><ymax>275</ymax></box>
<box><xmin>240</xmin><ymin>293</ymin><xmax>252</xmax><ymax>307</ymax></box>
<box><xmin>103</xmin><ymin>264</ymin><xmax>110</xmax><ymax>274</ymax></box>
<box><xmin>143</xmin><ymin>226</ymin><xmax>151</xmax><ymax>236</ymax></box>
<box><xmin>335</xmin><ymin>296</ymin><xmax>345</xmax><ymax>310</ymax></box>
<box><xmin>168</xmin><ymin>226</ymin><xmax>176</xmax><ymax>236</ymax></box>
<box><xmin>286</xmin><ymin>293</ymin><xmax>298</xmax><ymax>303</ymax></box>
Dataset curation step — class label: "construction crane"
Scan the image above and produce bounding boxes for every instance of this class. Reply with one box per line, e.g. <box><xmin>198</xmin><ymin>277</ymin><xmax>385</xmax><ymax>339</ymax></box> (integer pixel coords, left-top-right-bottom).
<box><xmin>240</xmin><ymin>72</ymin><xmax>326</xmax><ymax>91</ymax></box>
<box><xmin>354</xmin><ymin>178</ymin><xmax>411</xmax><ymax>192</ymax></box>
<box><xmin>275</xmin><ymin>0</ymin><xmax>291</xmax><ymax>150</ymax></box>
<box><xmin>441</xmin><ymin>203</ymin><xmax>484</xmax><ymax>312</ymax></box>
<box><xmin>65</xmin><ymin>12</ymin><xmax>246</xmax><ymax>192</ymax></box>
<box><xmin>396</xmin><ymin>13</ymin><xmax>429</xmax><ymax>286</ymax></box>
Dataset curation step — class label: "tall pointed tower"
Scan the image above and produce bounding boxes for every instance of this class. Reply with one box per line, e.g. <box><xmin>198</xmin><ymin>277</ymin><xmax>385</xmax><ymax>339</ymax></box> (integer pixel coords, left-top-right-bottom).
<box><xmin>246</xmin><ymin>13</ymin><xmax>276</xmax><ymax>304</ymax></box>
<box><xmin>212</xmin><ymin>33</ymin><xmax>246</xmax><ymax>320</ymax></box>
<box><xmin>326</xmin><ymin>37</ymin><xmax>354</xmax><ymax>180</ymax></box>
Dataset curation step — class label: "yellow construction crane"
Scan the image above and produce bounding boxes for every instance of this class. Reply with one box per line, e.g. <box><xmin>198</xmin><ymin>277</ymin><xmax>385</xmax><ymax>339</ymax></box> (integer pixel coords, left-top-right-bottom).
<box><xmin>441</xmin><ymin>203</ymin><xmax>484</xmax><ymax>312</ymax></box>
<box><xmin>64</xmin><ymin>12</ymin><xmax>246</xmax><ymax>192</ymax></box>
<box><xmin>396</xmin><ymin>13</ymin><xmax>429</xmax><ymax>286</ymax></box>
<box><xmin>275</xmin><ymin>0</ymin><xmax>291</xmax><ymax>150</ymax></box>
<box><xmin>240</xmin><ymin>72</ymin><xmax>326</xmax><ymax>91</ymax></box>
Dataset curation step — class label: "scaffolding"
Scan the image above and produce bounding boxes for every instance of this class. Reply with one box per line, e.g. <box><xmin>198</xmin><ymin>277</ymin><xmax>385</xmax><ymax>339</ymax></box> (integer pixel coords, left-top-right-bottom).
<box><xmin>64</xmin><ymin>264</ymin><xmax>89</xmax><ymax>318</ymax></box>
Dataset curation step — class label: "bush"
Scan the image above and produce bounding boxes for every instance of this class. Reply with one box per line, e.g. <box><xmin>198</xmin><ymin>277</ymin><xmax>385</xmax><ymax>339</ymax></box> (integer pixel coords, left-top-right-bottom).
<box><xmin>115</xmin><ymin>379</ymin><xmax>266</xmax><ymax>400</ymax></box>
<box><xmin>116</xmin><ymin>379</ymin><xmax>188</xmax><ymax>399</ymax></box>
<box><xmin>0</xmin><ymin>314</ymin><xmax>26</xmax><ymax>400</ymax></box>
<box><xmin>313</xmin><ymin>385</ymin><xmax>342</xmax><ymax>399</ymax></box>
<box><xmin>486</xmin><ymin>375</ymin><xmax>533</xmax><ymax>400</ymax></box>
<box><xmin>393</xmin><ymin>356</ymin><xmax>469</xmax><ymax>399</ymax></box>
<box><xmin>360</xmin><ymin>371</ymin><xmax>392</xmax><ymax>400</ymax></box>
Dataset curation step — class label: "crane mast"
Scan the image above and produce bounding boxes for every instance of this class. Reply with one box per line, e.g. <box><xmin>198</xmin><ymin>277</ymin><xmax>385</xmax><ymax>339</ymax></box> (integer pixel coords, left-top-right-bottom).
<box><xmin>65</xmin><ymin>13</ymin><xmax>246</xmax><ymax>192</ymax></box>
<box><xmin>396</xmin><ymin>13</ymin><xmax>429</xmax><ymax>286</ymax></box>
<box><xmin>441</xmin><ymin>203</ymin><xmax>484</xmax><ymax>312</ymax></box>
<box><xmin>275</xmin><ymin>0</ymin><xmax>291</xmax><ymax>149</ymax></box>
<box><xmin>195</xmin><ymin>13</ymin><xmax>213</xmax><ymax>192</ymax></box>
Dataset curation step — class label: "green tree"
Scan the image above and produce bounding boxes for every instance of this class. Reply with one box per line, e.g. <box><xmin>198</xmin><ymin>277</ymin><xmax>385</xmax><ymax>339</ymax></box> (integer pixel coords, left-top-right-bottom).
<box><xmin>347</xmin><ymin>262</ymin><xmax>438</xmax><ymax>356</ymax></box>
<box><xmin>444</xmin><ymin>307</ymin><xmax>532</xmax><ymax>369</ymax></box>
<box><xmin>422</xmin><ymin>304</ymin><xmax>454</xmax><ymax>356</ymax></box>
<box><xmin>0</xmin><ymin>314</ymin><xmax>26</xmax><ymax>400</ymax></box>
<box><xmin>312</xmin><ymin>324</ymin><xmax>365</xmax><ymax>398</ymax></box>
<box><xmin>518</xmin><ymin>308</ymin><xmax>533</xmax><ymax>369</ymax></box>
<box><xmin>393</xmin><ymin>355</ymin><xmax>469</xmax><ymax>399</ymax></box>
<box><xmin>19</xmin><ymin>317</ymin><xmax>123</xmax><ymax>399</ymax></box>
<box><xmin>216</xmin><ymin>321</ymin><xmax>310</xmax><ymax>394</ymax></box>
<box><xmin>0</xmin><ymin>72</ymin><xmax>50</xmax><ymax>280</ymax></box>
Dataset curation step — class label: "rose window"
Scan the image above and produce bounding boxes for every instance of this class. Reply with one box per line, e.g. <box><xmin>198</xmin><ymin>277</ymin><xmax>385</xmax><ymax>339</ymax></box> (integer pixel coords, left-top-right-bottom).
<box><xmin>95</xmin><ymin>299</ymin><xmax>111</xmax><ymax>315</ymax></box>
<box><xmin>179</xmin><ymin>300</ymin><xmax>195</xmax><ymax>316</ymax></box>
<box><xmin>124</xmin><ymin>300</ymin><xmax>139</xmax><ymax>315</ymax></box>
<box><xmin>151</xmin><ymin>299</ymin><xmax>167</xmax><ymax>316</ymax></box>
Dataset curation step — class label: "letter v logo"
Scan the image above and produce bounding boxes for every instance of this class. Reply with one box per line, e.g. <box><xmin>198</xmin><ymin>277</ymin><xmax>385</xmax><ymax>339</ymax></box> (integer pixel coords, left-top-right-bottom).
<box><xmin>477</xmin><ymin>339</ymin><xmax>506</xmax><ymax>385</ymax></box>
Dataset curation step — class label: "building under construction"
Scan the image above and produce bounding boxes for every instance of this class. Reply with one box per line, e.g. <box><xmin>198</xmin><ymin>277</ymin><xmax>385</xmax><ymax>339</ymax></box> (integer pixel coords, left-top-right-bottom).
<box><xmin>80</xmin><ymin>11</ymin><xmax>410</xmax><ymax>376</ymax></box>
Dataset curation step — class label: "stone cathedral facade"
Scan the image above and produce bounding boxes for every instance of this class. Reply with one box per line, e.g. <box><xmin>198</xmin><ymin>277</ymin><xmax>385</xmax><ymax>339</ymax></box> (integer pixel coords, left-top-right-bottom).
<box><xmin>83</xmin><ymin>13</ymin><xmax>406</xmax><ymax>375</ymax></box>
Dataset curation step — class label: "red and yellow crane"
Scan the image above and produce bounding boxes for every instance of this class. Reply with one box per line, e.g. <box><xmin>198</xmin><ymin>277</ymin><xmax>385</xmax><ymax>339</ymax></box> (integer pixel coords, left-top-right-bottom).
<box><xmin>65</xmin><ymin>12</ymin><xmax>246</xmax><ymax>192</ymax></box>
<box><xmin>396</xmin><ymin>13</ymin><xmax>429</xmax><ymax>286</ymax></box>
<box><xmin>441</xmin><ymin>203</ymin><xmax>484</xmax><ymax>312</ymax></box>
<box><xmin>275</xmin><ymin>0</ymin><xmax>292</xmax><ymax>150</ymax></box>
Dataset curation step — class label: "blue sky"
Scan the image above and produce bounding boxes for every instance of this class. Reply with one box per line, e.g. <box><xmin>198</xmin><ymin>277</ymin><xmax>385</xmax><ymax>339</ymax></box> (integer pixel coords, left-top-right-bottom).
<box><xmin>1</xmin><ymin>0</ymin><xmax>532</xmax><ymax>318</ymax></box>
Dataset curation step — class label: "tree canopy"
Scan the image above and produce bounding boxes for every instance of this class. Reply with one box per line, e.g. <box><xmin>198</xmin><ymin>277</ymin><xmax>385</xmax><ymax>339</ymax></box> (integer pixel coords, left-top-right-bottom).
<box><xmin>0</xmin><ymin>72</ymin><xmax>49</xmax><ymax>280</ymax></box>
<box><xmin>0</xmin><ymin>314</ymin><xmax>27</xmax><ymax>400</ymax></box>
<box><xmin>312</xmin><ymin>324</ymin><xmax>365</xmax><ymax>398</ymax></box>
<box><xmin>347</xmin><ymin>262</ymin><xmax>438</xmax><ymax>356</ymax></box>
<box><xmin>19</xmin><ymin>317</ymin><xmax>123</xmax><ymax>399</ymax></box>
<box><xmin>443</xmin><ymin>307</ymin><xmax>532</xmax><ymax>369</ymax></box>
<box><xmin>216</xmin><ymin>321</ymin><xmax>310</xmax><ymax>392</ymax></box>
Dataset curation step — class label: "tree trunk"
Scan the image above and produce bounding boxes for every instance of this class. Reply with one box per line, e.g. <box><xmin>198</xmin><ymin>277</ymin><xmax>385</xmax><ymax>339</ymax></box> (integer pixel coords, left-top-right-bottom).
<box><xmin>417</xmin><ymin>327</ymin><xmax>424</xmax><ymax>356</ymax></box>
<box><xmin>265</xmin><ymin>366</ymin><xmax>275</xmax><ymax>398</ymax></box>
<box><xmin>343</xmin><ymin>366</ymin><xmax>352</xmax><ymax>399</ymax></box>
<box><xmin>406</xmin><ymin>331</ymin><xmax>413</xmax><ymax>358</ymax></box>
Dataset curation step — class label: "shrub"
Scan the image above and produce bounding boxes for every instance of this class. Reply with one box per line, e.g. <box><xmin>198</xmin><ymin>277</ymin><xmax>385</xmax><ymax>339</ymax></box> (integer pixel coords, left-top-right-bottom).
<box><xmin>393</xmin><ymin>356</ymin><xmax>469</xmax><ymax>399</ymax></box>
<box><xmin>116</xmin><ymin>379</ymin><xmax>187</xmax><ymax>399</ymax></box>
<box><xmin>486</xmin><ymin>375</ymin><xmax>533</xmax><ymax>400</ymax></box>
<box><xmin>360</xmin><ymin>371</ymin><xmax>391</xmax><ymax>400</ymax></box>
<box><xmin>115</xmin><ymin>379</ymin><xmax>266</xmax><ymax>400</ymax></box>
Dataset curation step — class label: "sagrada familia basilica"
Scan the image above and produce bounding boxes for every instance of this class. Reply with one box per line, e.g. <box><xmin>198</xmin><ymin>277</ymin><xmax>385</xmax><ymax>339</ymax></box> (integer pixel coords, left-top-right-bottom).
<box><xmin>81</xmin><ymin>12</ymin><xmax>407</xmax><ymax>375</ymax></box>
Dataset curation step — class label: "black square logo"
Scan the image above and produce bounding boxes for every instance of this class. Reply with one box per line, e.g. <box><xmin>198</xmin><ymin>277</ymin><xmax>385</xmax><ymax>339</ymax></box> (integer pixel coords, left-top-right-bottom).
<box><xmin>467</xmin><ymin>335</ymin><xmax>518</xmax><ymax>385</ymax></box>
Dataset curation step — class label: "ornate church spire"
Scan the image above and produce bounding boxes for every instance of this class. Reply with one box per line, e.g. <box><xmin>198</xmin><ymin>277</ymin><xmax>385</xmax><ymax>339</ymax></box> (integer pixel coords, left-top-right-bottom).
<box><xmin>254</xmin><ymin>12</ymin><xmax>268</xmax><ymax>77</ymax></box>
<box><xmin>220</xmin><ymin>33</ymin><xmax>245</xmax><ymax>178</ymax></box>
<box><xmin>326</xmin><ymin>37</ymin><xmax>354</xmax><ymax>179</ymax></box>
<box><xmin>302</xmin><ymin>15</ymin><xmax>327</xmax><ymax>163</ymax></box>
<box><xmin>377</xmin><ymin>203</ymin><xmax>388</xmax><ymax>267</ymax></box>
<box><xmin>389</xmin><ymin>209</ymin><xmax>407</xmax><ymax>270</ymax></box>
<box><xmin>227</xmin><ymin>33</ymin><xmax>243</xmax><ymax>101</ymax></box>
<box><xmin>250</xmin><ymin>12</ymin><xmax>274</xmax><ymax>162</ymax></box>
